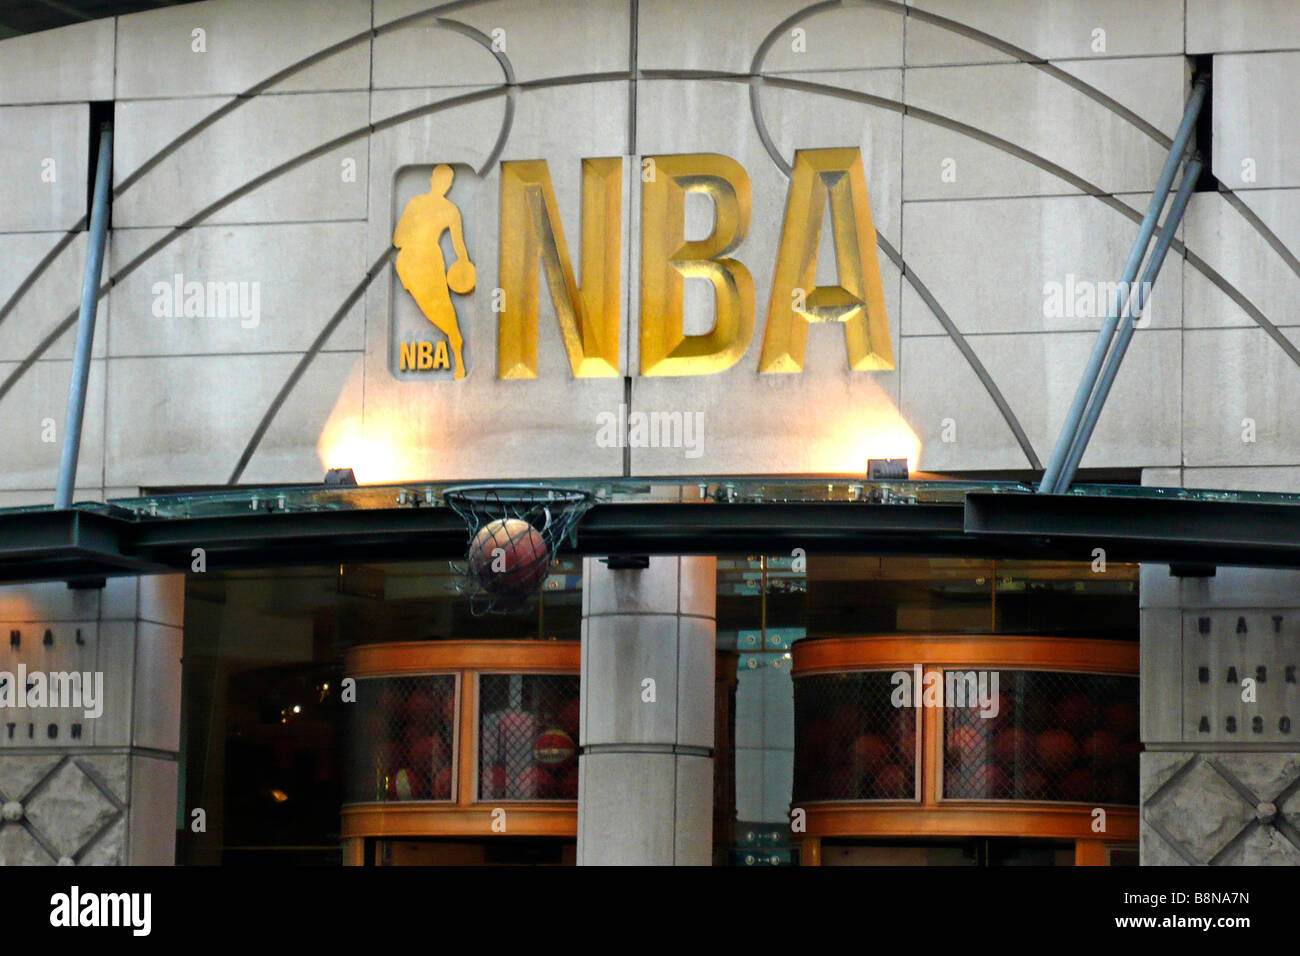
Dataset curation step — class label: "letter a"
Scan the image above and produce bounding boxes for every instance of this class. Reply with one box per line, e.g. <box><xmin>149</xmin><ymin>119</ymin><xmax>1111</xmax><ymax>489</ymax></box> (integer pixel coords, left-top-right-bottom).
<box><xmin>760</xmin><ymin>148</ymin><xmax>893</xmax><ymax>373</ymax></box>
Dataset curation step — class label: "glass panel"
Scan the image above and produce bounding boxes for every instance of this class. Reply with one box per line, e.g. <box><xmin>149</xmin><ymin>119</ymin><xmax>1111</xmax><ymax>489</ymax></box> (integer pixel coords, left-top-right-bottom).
<box><xmin>793</xmin><ymin>671</ymin><xmax>919</xmax><ymax>802</ymax></box>
<box><xmin>994</xmin><ymin>560</ymin><xmax>1139</xmax><ymax>639</ymax></box>
<box><xmin>345</xmin><ymin>674</ymin><xmax>457</xmax><ymax>803</ymax></box>
<box><xmin>807</xmin><ymin>557</ymin><xmax>995</xmax><ymax>635</ymax></box>
<box><xmin>477</xmin><ymin>674</ymin><xmax>580</xmax><ymax>800</ymax></box>
<box><xmin>9</xmin><ymin>476</ymin><xmax>1300</xmax><ymax>523</ymax></box>
<box><xmin>941</xmin><ymin>671</ymin><xmax>1140</xmax><ymax>805</ymax></box>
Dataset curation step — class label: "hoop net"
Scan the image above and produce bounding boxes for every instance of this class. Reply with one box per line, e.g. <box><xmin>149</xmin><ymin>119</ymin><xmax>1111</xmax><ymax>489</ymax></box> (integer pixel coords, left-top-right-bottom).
<box><xmin>442</xmin><ymin>484</ymin><xmax>597</xmax><ymax>614</ymax></box>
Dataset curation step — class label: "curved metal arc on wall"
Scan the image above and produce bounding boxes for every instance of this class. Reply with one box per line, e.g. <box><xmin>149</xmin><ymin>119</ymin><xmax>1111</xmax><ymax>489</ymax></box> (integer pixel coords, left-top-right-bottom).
<box><xmin>3</xmin><ymin>0</ymin><xmax>1293</xmax><ymax>380</ymax></box>
<box><xmin>1</xmin><ymin>2</ymin><xmax>1292</xmax><ymax>484</ymax></box>
<box><xmin>0</xmin><ymin>0</ymin><xmax>502</xmax><ymax>345</ymax></box>
<box><xmin>227</xmin><ymin>247</ymin><xmax>396</xmax><ymax>485</ymax></box>
<box><xmin>731</xmin><ymin>69</ymin><xmax>1300</xmax><ymax>421</ymax></box>
<box><xmin>756</xmin><ymin>1</ymin><xmax>1300</xmax><ymax>443</ymax></box>
<box><xmin>0</xmin><ymin>71</ymin><xmax>1283</xmax><ymax>479</ymax></box>
<box><xmin>0</xmin><ymin>81</ymin><xmax>525</xmax><ymax>407</ymax></box>
<box><xmin>747</xmin><ymin>6</ymin><xmax>1043</xmax><ymax>469</ymax></box>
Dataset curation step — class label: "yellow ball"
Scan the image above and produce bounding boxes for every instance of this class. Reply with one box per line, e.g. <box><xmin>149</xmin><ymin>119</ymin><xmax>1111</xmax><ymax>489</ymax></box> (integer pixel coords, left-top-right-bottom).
<box><xmin>447</xmin><ymin>259</ymin><xmax>475</xmax><ymax>294</ymax></box>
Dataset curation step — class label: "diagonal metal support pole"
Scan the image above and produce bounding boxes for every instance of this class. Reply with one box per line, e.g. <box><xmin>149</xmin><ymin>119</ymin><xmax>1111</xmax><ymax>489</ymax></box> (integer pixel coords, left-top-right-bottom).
<box><xmin>1037</xmin><ymin>75</ymin><xmax>1207</xmax><ymax>494</ymax></box>
<box><xmin>55</xmin><ymin>123</ymin><xmax>113</xmax><ymax>511</ymax></box>
<box><xmin>1055</xmin><ymin>155</ymin><xmax>1204</xmax><ymax>492</ymax></box>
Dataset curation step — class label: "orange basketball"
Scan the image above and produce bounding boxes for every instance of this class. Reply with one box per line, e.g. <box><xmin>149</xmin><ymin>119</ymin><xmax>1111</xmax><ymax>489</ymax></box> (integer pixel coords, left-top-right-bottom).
<box><xmin>851</xmin><ymin>734</ymin><xmax>889</xmax><ymax>774</ymax></box>
<box><xmin>556</xmin><ymin>698</ymin><xmax>581</xmax><ymax>738</ymax></box>
<box><xmin>534</xmin><ymin>727</ymin><xmax>576</xmax><ymax>766</ymax></box>
<box><xmin>1037</xmin><ymin>729</ymin><xmax>1079</xmax><ymax>771</ymax></box>
<box><xmin>1082</xmin><ymin>729</ymin><xmax>1120</xmax><ymax>766</ymax></box>
<box><xmin>1055</xmin><ymin>693</ymin><xmax>1097</xmax><ymax>733</ymax></box>
<box><xmin>873</xmin><ymin>764</ymin><xmax>909</xmax><ymax>798</ymax></box>
<box><xmin>468</xmin><ymin>518</ymin><xmax>549</xmax><ymax>593</ymax></box>
<box><xmin>446</xmin><ymin>259</ymin><xmax>475</xmax><ymax>294</ymax></box>
<box><xmin>1059</xmin><ymin>768</ymin><xmax>1093</xmax><ymax>802</ymax></box>
<box><xmin>993</xmin><ymin>726</ymin><xmax>1035</xmax><ymax>764</ymax></box>
<box><xmin>556</xmin><ymin>764</ymin><xmax>580</xmax><ymax>799</ymax></box>
<box><xmin>1106</xmin><ymin>700</ymin><xmax>1139</xmax><ymax>735</ymax></box>
<box><xmin>511</xmin><ymin>765</ymin><xmax>553</xmax><ymax>799</ymax></box>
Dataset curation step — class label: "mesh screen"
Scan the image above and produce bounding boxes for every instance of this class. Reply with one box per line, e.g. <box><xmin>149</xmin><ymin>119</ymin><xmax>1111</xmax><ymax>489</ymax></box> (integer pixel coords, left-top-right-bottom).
<box><xmin>344</xmin><ymin>674</ymin><xmax>457</xmax><ymax>803</ymax></box>
<box><xmin>941</xmin><ymin>670</ymin><xmax>1140</xmax><ymax>804</ymax></box>
<box><xmin>478</xmin><ymin>673</ymin><xmax>580</xmax><ymax>801</ymax></box>
<box><xmin>793</xmin><ymin>672</ymin><xmax>919</xmax><ymax>801</ymax></box>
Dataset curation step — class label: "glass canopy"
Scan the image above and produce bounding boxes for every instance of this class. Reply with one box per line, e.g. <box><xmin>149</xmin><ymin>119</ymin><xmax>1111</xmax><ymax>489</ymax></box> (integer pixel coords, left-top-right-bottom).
<box><xmin>2</xmin><ymin>477</ymin><xmax>1298</xmax><ymax>524</ymax></box>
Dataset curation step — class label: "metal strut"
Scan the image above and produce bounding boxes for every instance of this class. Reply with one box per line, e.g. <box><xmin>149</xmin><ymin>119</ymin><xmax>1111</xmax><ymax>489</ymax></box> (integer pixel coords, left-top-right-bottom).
<box><xmin>1056</xmin><ymin>155</ymin><xmax>1204</xmax><ymax>490</ymax></box>
<box><xmin>55</xmin><ymin>123</ymin><xmax>113</xmax><ymax>511</ymax></box>
<box><xmin>1038</xmin><ymin>75</ymin><xmax>1208</xmax><ymax>494</ymax></box>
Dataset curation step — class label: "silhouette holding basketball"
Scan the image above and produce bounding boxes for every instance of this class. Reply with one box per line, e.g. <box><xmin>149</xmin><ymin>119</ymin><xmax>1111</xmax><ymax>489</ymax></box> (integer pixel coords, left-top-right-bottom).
<box><xmin>467</xmin><ymin>518</ymin><xmax>549</xmax><ymax>594</ymax></box>
<box><xmin>393</xmin><ymin>164</ymin><xmax>474</xmax><ymax>378</ymax></box>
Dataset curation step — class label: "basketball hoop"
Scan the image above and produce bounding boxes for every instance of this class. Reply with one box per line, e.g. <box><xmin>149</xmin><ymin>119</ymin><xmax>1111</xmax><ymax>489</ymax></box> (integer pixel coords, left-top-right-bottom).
<box><xmin>442</xmin><ymin>484</ymin><xmax>597</xmax><ymax>615</ymax></box>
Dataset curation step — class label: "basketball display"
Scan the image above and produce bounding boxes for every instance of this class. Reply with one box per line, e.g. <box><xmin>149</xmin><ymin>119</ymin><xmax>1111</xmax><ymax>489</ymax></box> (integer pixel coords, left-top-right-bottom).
<box><xmin>534</xmin><ymin>727</ymin><xmax>576</xmax><ymax>766</ymax></box>
<box><xmin>1037</xmin><ymin>729</ymin><xmax>1079</xmax><ymax>771</ymax></box>
<box><xmin>1055</xmin><ymin>693</ymin><xmax>1097</xmax><ymax>733</ymax></box>
<box><xmin>993</xmin><ymin>726</ymin><xmax>1036</xmax><ymax>763</ymax></box>
<box><xmin>1106</xmin><ymin>700</ymin><xmax>1139</xmax><ymax>735</ymax></box>
<box><xmin>556</xmin><ymin>698</ymin><xmax>581</xmax><ymax>739</ymax></box>
<box><xmin>969</xmin><ymin>763</ymin><xmax>1011</xmax><ymax>798</ymax></box>
<box><xmin>482</xmin><ymin>764</ymin><xmax>507</xmax><ymax>797</ymax></box>
<box><xmin>405</xmin><ymin>690</ymin><xmax>437</xmax><ymax>720</ymax></box>
<box><xmin>1058</xmin><ymin>768</ymin><xmax>1093</xmax><ymax>802</ymax></box>
<box><xmin>389</xmin><ymin>768</ymin><xmax>420</xmax><ymax>801</ymax></box>
<box><xmin>432</xmin><ymin>765</ymin><xmax>454</xmax><ymax>800</ymax></box>
<box><xmin>945</xmin><ymin>723</ymin><xmax>987</xmax><ymax>758</ymax></box>
<box><xmin>1081</xmin><ymin>729</ymin><xmax>1120</xmax><ymax>766</ymax></box>
<box><xmin>408</xmin><ymin>734</ymin><xmax>448</xmax><ymax>769</ymax></box>
<box><xmin>512</xmin><ymin>765</ymin><xmax>554</xmax><ymax>799</ymax></box>
<box><xmin>851</xmin><ymin>734</ymin><xmax>888</xmax><ymax>774</ymax></box>
<box><xmin>557</xmin><ymin>764</ymin><xmax>580</xmax><ymax>799</ymax></box>
<box><xmin>873</xmin><ymin>764</ymin><xmax>909</xmax><ymax>798</ymax></box>
<box><xmin>467</xmin><ymin>518</ymin><xmax>549</xmax><ymax>594</ymax></box>
<box><xmin>446</xmin><ymin>258</ymin><xmax>475</xmax><ymax>295</ymax></box>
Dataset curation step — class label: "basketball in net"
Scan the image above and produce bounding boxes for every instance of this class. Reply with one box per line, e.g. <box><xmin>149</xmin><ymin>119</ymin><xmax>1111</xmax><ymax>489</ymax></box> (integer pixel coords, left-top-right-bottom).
<box><xmin>443</xmin><ymin>484</ymin><xmax>597</xmax><ymax>614</ymax></box>
<box><xmin>467</xmin><ymin>518</ymin><xmax>549</xmax><ymax>594</ymax></box>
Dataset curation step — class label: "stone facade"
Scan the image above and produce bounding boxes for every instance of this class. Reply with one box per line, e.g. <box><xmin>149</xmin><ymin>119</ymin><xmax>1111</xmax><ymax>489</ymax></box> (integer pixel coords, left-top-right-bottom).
<box><xmin>0</xmin><ymin>576</ymin><xmax>183</xmax><ymax>865</ymax></box>
<box><xmin>5</xmin><ymin>0</ymin><xmax>1300</xmax><ymax>865</ymax></box>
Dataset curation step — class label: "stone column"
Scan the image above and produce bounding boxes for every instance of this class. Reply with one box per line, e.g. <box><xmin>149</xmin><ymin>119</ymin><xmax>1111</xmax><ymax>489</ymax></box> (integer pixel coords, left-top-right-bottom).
<box><xmin>577</xmin><ymin>556</ymin><xmax>716</xmax><ymax>865</ymax></box>
<box><xmin>0</xmin><ymin>574</ymin><xmax>183</xmax><ymax>865</ymax></box>
<box><xmin>1141</xmin><ymin>562</ymin><xmax>1300</xmax><ymax>865</ymax></box>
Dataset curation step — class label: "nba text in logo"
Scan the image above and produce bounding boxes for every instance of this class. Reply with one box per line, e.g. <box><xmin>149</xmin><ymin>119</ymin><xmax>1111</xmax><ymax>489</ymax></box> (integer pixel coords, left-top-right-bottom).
<box><xmin>390</xmin><ymin>148</ymin><xmax>893</xmax><ymax>380</ymax></box>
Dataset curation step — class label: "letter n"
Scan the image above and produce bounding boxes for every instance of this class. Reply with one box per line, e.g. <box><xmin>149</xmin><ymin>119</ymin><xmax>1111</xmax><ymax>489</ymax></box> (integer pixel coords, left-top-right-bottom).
<box><xmin>497</xmin><ymin>158</ymin><xmax>623</xmax><ymax>378</ymax></box>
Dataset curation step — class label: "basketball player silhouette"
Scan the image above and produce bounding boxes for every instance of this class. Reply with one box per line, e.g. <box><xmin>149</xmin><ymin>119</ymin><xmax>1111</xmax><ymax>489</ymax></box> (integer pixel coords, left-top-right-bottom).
<box><xmin>393</xmin><ymin>164</ymin><xmax>475</xmax><ymax>379</ymax></box>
